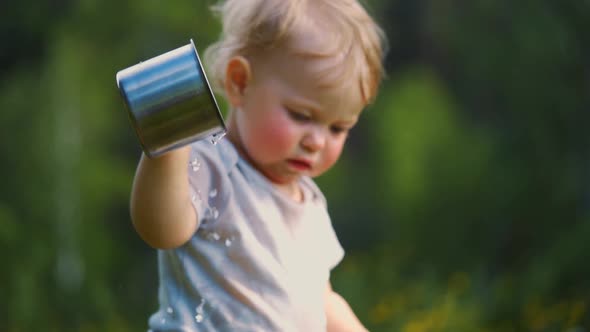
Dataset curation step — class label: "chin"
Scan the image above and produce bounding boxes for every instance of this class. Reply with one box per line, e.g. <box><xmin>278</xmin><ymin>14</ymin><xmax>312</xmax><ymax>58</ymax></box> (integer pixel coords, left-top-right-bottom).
<box><xmin>264</xmin><ymin>172</ymin><xmax>299</xmax><ymax>185</ymax></box>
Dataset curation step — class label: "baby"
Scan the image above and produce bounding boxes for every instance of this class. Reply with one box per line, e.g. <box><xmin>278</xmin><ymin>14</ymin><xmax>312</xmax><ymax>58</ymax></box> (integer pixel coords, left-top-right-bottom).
<box><xmin>130</xmin><ymin>0</ymin><xmax>386</xmax><ymax>330</ymax></box>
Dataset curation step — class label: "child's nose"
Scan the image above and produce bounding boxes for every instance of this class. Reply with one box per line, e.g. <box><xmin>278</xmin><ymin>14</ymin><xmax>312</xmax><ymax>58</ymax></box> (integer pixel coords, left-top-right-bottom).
<box><xmin>301</xmin><ymin>127</ymin><xmax>326</xmax><ymax>152</ymax></box>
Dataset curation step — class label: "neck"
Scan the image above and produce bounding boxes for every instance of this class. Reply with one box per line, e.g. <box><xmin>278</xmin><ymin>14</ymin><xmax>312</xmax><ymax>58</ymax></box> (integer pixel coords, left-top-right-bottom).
<box><xmin>276</xmin><ymin>181</ymin><xmax>304</xmax><ymax>203</ymax></box>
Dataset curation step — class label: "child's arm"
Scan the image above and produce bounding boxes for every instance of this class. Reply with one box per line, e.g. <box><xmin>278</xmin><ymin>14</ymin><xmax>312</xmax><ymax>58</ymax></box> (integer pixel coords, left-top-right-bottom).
<box><xmin>130</xmin><ymin>147</ymin><xmax>198</xmax><ymax>249</ymax></box>
<box><xmin>325</xmin><ymin>282</ymin><xmax>369</xmax><ymax>332</ymax></box>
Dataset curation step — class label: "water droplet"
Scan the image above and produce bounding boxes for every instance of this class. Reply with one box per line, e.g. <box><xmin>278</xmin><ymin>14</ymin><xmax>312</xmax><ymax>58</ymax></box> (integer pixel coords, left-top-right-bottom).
<box><xmin>207</xmin><ymin>232</ymin><xmax>221</xmax><ymax>241</ymax></box>
<box><xmin>224</xmin><ymin>238</ymin><xmax>232</xmax><ymax>247</ymax></box>
<box><xmin>204</xmin><ymin>206</ymin><xmax>219</xmax><ymax>220</ymax></box>
<box><xmin>166</xmin><ymin>307</ymin><xmax>174</xmax><ymax>315</ymax></box>
<box><xmin>194</xmin><ymin>299</ymin><xmax>206</xmax><ymax>323</ymax></box>
<box><xmin>190</xmin><ymin>158</ymin><xmax>201</xmax><ymax>172</ymax></box>
<box><xmin>192</xmin><ymin>190</ymin><xmax>202</xmax><ymax>203</ymax></box>
<box><xmin>210</xmin><ymin>131</ymin><xmax>227</xmax><ymax>145</ymax></box>
<box><xmin>209</xmin><ymin>188</ymin><xmax>218</xmax><ymax>198</ymax></box>
<box><xmin>196</xmin><ymin>299</ymin><xmax>205</xmax><ymax>313</ymax></box>
<box><xmin>195</xmin><ymin>313</ymin><xmax>203</xmax><ymax>323</ymax></box>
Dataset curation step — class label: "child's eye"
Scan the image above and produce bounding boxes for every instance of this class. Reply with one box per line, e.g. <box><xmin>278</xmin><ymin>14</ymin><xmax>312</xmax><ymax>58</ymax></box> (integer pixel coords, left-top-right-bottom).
<box><xmin>288</xmin><ymin>110</ymin><xmax>311</xmax><ymax>122</ymax></box>
<box><xmin>330</xmin><ymin>126</ymin><xmax>348</xmax><ymax>135</ymax></box>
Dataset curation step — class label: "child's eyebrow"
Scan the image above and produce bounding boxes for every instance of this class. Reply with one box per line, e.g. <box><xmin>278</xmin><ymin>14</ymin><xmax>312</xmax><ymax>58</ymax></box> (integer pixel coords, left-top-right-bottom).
<box><xmin>338</xmin><ymin>117</ymin><xmax>359</xmax><ymax>125</ymax></box>
<box><xmin>332</xmin><ymin>115</ymin><xmax>359</xmax><ymax>127</ymax></box>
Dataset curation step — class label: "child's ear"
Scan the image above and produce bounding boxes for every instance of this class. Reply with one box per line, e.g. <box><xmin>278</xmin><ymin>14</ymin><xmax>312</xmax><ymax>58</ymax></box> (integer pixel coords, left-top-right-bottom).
<box><xmin>224</xmin><ymin>56</ymin><xmax>252</xmax><ymax>108</ymax></box>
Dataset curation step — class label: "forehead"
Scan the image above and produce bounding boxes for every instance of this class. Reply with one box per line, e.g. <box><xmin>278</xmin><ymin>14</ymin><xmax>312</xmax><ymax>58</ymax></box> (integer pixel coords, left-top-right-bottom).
<box><xmin>252</xmin><ymin>47</ymin><xmax>366</xmax><ymax>120</ymax></box>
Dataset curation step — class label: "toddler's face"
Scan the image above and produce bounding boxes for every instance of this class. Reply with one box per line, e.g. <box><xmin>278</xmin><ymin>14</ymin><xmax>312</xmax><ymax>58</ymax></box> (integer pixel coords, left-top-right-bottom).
<box><xmin>229</xmin><ymin>48</ymin><xmax>365</xmax><ymax>186</ymax></box>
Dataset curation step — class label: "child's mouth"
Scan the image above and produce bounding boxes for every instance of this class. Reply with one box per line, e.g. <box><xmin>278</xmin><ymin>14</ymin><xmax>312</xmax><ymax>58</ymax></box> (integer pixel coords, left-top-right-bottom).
<box><xmin>287</xmin><ymin>159</ymin><xmax>312</xmax><ymax>171</ymax></box>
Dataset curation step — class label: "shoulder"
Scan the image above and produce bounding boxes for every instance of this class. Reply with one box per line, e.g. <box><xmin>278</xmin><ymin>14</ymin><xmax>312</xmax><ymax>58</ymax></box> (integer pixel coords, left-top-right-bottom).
<box><xmin>190</xmin><ymin>138</ymin><xmax>240</xmax><ymax>176</ymax></box>
<box><xmin>188</xmin><ymin>139</ymin><xmax>240</xmax><ymax>223</ymax></box>
<box><xmin>300</xmin><ymin>177</ymin><xmax>328</xmax><ymax>208</ymax></box>
<box><xmin>187</xmin><ymin>139</ymin><xmax>240</xmax><ymax>205</ymax></box>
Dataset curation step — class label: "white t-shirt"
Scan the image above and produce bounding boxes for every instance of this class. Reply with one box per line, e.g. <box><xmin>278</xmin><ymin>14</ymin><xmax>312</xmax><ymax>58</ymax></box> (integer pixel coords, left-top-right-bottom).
<box><xmin>147</xmin><ymin>138</ymin><xmax>345</xmax><ymax>332</ymax></box>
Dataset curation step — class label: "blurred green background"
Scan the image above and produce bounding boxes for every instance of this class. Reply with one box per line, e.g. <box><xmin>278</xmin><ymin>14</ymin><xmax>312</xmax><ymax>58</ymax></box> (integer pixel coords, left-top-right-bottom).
<box><xmin>1</xmin><ymin>0</ymin><xmax>589</xmax><ymax>331</ymax></box>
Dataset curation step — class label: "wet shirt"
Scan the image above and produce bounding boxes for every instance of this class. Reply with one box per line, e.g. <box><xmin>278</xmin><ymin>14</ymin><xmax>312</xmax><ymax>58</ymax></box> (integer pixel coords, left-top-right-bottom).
<box><xmin>147</xmin><ymin>139</ymin><xmax>345</xmax><ymax>332</ymax></box>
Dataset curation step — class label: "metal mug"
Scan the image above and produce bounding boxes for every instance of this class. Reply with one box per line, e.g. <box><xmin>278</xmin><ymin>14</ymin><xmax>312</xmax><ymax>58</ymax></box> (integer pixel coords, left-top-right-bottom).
<box><xmin>116</xmin><ymin>39</ymin><xmax>226</xmax><ymax>158</ymax></box>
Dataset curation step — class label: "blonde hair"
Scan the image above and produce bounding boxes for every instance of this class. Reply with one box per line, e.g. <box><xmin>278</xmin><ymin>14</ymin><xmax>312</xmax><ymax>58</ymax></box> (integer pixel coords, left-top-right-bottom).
<box><xmin>204</xmin><ymin>0</ymin><xmax>387</xmax><ymax>104</ymax></box>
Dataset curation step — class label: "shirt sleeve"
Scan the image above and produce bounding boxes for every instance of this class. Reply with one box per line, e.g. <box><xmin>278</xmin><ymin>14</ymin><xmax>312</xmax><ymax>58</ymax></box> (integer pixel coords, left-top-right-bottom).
<box><xmin>304</xmin><ymin>178</ymin><xmax>345</xmax><ymax>271</ymax></box>
<box><xmin>187</xmin><ymin>142</ymin><xmax>228</xmax><ymax>228</ymax></box>
<box><xmin>323</xmin><ymin>219</ymin><xmax>345</xmax><ymax>271</ymax></box>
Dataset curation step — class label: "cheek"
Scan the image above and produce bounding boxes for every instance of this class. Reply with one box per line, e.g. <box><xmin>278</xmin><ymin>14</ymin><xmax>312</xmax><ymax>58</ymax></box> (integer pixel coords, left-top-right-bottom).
<box><xmin>249</xmin><ymin>110</ymin><xmax>297</xmax><ymax>158</ymax></box>
<box><xmin>315</xmin><ymin>139</ymin><xmax>345</xmax><ymax>175</ymax></box>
